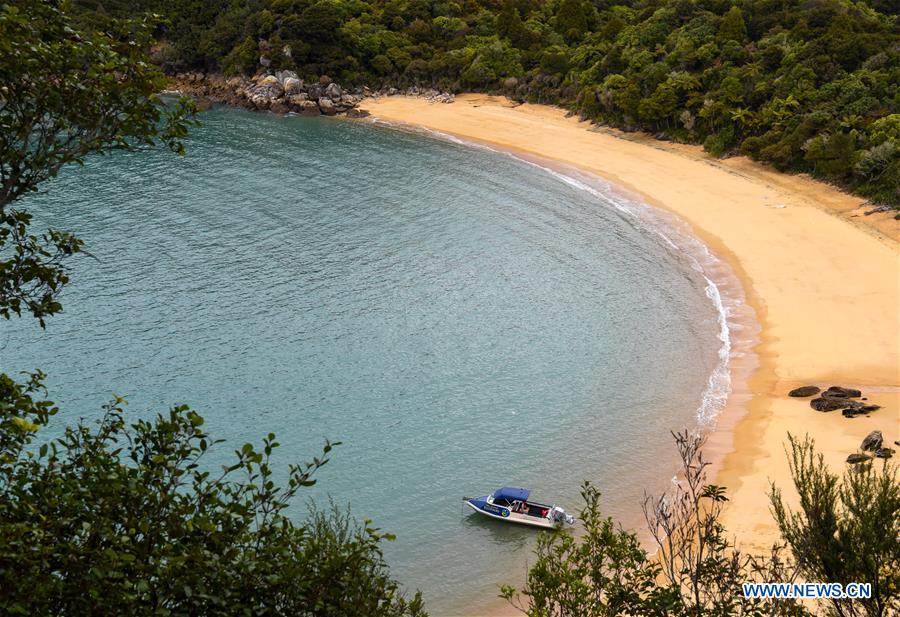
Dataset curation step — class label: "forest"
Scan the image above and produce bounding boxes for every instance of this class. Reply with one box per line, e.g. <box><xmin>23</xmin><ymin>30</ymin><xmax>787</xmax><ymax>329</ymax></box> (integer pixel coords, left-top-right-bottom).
<box><xmin>71</xmin><ymin>0</ymin><xmax>899</xmax><ymax>204</ymax></box>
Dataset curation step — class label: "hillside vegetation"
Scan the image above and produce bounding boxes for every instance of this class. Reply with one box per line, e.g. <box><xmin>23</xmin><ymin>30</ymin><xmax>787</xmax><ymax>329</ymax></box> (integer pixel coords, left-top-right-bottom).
<box><xmin>73</xmin><ymin>0</ymin><xmax>899</xmax><ymax>204</ymax></box>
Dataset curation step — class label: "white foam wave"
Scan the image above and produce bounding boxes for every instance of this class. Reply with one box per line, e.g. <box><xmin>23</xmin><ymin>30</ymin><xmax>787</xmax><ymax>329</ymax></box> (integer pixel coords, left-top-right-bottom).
<box><xmin>504</xmin><ymin>157</ymin><xmax>739</xmax><ymax>428</ymax></box>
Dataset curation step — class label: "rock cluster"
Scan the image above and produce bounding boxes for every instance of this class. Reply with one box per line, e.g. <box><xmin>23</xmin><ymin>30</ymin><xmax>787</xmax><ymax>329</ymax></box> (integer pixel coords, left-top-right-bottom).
<box><xmin>788</xmin><ymin>385</ymin><xmax>820</xmax><ymax>397</ymax></box>
<box><xmin>789</xmin><ymin>384</ymin><xmax>881</xmax><ymax>417</ymax></box>
<box><xmin>166</xmin><ymin>72</ymin><xmax>369</xmax><ymax>117</ymax></box>
<box><xmin>847</xmin><ymin>430</ymin><xmax>895</xmax><ymax>463</ymax></box>
<box><xmin>167</xmin><ymin>73</ymin><xmax>457</xmax><ymax>117</ymax></box>
<box><xmin>790</xmin><ymin>384</ymin><xmax>895</xmax><ymax>465</ymax></box>
<box><xmin>370</xmin><ymin>85</ymin><xmax>455</xmax><ymax>103</ymax></box>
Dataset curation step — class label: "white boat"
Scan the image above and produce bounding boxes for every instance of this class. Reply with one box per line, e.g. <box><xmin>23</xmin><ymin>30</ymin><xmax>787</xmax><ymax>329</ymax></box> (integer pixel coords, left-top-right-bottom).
<box><xmin>464</xmin><ymin>487</ymin><xmax>575</xmax><ymax>529</ymax></box>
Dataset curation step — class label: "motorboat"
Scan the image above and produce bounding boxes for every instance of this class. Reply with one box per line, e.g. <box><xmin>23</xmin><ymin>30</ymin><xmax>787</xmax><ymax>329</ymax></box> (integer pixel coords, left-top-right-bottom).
<box><xmin>464</xmin><ymin>486</ymin><xmax>576</xmax><ymax>529</ymax></box>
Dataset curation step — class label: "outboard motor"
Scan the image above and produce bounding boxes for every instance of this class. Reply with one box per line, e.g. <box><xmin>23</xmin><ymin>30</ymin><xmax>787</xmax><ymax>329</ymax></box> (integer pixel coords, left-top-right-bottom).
<box><xmin>550</xmin><ymin>506</ymin><xmax>576</xmax><ymax>526</ymax></box>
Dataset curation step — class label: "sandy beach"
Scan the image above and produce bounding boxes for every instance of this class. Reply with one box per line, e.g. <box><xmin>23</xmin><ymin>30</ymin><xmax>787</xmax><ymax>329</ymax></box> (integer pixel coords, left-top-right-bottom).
<box><xmin>360</xmin><ymin>94</ymin><xmax>900</xmax><ymax>559</ymax></box>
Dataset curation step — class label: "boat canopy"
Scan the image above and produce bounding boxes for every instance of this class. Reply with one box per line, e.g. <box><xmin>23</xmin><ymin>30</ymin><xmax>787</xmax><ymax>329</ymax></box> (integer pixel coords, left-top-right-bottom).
<box><xmin>493</xmin><ymin>487</ymin><xmax>530</xmax><ymax>502</ymax></box>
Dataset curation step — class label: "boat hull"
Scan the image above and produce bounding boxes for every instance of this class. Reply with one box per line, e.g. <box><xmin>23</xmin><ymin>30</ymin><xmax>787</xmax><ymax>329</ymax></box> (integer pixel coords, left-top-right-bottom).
<box><xmin>465</xmin><ymin>499</ymin><xmax>558</xmax><ymax>529</ymax></box>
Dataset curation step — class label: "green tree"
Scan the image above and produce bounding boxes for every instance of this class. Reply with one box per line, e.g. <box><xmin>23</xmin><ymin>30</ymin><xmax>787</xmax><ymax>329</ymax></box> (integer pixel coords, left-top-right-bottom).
<box><xmin>0</xmin><ymin>374</ymin><xmax>424</xmax><ymax>616</ymax></box>
<box><xmin>718</xmin><ymin>7</ymin><xmax>747</xmax><ymax>44</ymax></box>
<box><xmin>501</xmin><ymin>481</ymin><xmax>682</xmax><ymax>616</ymax></box>
<box><xmin>0</xmin><ymin>0</ymin><xmax>194</xmax><ymax>325</ymax></box>
<box><xmin>503</xmin><ymin>431</ymin><xmax>812</xmax><ymax>617</ymax></box>
<box><xmin>555</xmin><ymin>0</ymin><xmax>590</xmax><ymax>43</ymax></box>
<box><xmin>771</xmin><ymin>435</ymin><xmax>900</xmax><ymax>617</ymax></box>
<box><xmin>803</xmin><ymin>132</ymin><xmax>857</xmax><ymax>177</ymax></box>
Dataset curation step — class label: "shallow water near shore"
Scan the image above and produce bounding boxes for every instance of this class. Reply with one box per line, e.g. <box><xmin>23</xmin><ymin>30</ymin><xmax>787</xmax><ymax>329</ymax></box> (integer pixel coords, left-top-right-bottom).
<box><xmin>3</xmin><ymin>106</ymin><xmax>730</xmax><ymax>614</ymax></box>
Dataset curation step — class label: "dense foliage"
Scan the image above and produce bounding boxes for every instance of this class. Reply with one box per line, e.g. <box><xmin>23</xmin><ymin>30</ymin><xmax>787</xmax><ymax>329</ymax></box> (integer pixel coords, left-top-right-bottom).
<box><xmin>502</xmin><ymin>432</ymin><xmax>899</xmax><ymax>617</ymax></box>
<box><xmin>71</xmin><ymin>0</ymin><xmax>899</xmax><ymax>205</ymax></box>
<box><xmin>0</xmin><ymin>373</ymin><xmax>424</xmax><ymax>616</ymax></box>
<box><xmin>771</xmin><ymin>435</ymin><xmax>900</xmax><ymax>617</ymax></box>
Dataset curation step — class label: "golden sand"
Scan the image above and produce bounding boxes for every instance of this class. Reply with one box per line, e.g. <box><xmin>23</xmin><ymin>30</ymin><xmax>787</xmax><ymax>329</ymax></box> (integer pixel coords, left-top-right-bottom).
<box><xmin>359</xmin><ymin>93</ymin><xmax>900</xmax><ymax>611</ymax></box>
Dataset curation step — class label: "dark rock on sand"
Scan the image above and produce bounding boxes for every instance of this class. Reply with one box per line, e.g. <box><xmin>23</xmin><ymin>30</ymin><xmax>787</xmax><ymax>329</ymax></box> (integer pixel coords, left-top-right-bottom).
<box><xmin>810</xmin><ymin>397</ymin><xmax>846</xmax><ymax>412</ymax></box>
<box><xmin>789</xmin><ymin>385</ymin><xmax>821</xmax><ymax>397</ymax></box>
<box><xmin>875</xmin><ymin>447</ymin><xmax>894</xmax><ymax>459</ymax></box>
<box><xmin>843</xmin><ymin>404</ymin><xmax>881</xmax><ymax>417</ymax></box>
<box><xmin>823</xmin><ymin>386</ymin><xmax>862</xmax><ymax>398</ymax></box>
<box><xmin>860</xmin><ymin>430</ymin><xmax>883</xmax><ymax>452</ymax></box>
<box><xmin>788</xmin><ymin>386</ymin><xmax>822</xmax><ymax>397</ymax></box>
<box><xmin>846</xmin><ymin>453</ymin><xmax>872</xmax><ymax>464</ymax></box>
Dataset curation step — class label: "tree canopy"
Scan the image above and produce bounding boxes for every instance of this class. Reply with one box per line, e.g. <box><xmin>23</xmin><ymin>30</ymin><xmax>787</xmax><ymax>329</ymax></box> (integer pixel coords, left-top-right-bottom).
<box><xmin>0</xmin><ymin>374</ymin><xmax>424</xmax><ymax>616</ymax></box>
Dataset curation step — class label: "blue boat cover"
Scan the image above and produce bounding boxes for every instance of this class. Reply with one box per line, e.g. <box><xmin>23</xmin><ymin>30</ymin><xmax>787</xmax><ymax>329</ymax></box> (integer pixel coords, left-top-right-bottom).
<box><xmin>493</xmin><ymin>487</ymin><xmax>530</xmax><ymax>501</ymax></box>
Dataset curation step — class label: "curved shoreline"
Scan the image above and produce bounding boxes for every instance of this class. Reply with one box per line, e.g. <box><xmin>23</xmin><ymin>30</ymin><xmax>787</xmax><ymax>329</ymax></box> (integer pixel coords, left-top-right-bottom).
<box><xmin>358</xmin><ymin>94</ymin><xmax>900</xmax><ymax>612</ymax></box>
<box><xmin>370</xmin><ymin>117</ymin><xmax>757</xmax><ymax>436</ymax></box>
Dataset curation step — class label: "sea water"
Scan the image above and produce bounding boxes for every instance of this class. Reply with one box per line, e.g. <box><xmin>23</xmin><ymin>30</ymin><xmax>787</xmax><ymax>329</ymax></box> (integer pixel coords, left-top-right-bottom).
<box><xmin>1</xmin><ymin>107</ymin><xmax>731</xmax><ymax>614</ymax></box>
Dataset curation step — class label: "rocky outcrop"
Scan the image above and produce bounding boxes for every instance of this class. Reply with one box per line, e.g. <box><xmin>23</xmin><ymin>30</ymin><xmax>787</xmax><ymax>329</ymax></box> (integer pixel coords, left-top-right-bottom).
<box><xmin>166</xmin><ymin>72</ymin><xmax>367</xmax><ymax>118</ymax></box>
<box><xmin>797</xmin><ymin>384</ymin><xmax>881</xmax><ymax>417</ymax></box>
<box><xmin>368</xmin><ymin>85</ymin><xmax>455</xmax><ymax>104</ymax></box>
<box><xmin>167</xmin><ymin>72</ymin><xmax>458</xmax><ymax>118</ymax></box>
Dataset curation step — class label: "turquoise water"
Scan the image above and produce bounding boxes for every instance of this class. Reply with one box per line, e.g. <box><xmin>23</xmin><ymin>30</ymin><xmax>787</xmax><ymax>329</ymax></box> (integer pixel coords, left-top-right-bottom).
<box><xmin>2</xmin><ymin>107</ymin><xmax>727</xmax><ymax>614</ymax></box>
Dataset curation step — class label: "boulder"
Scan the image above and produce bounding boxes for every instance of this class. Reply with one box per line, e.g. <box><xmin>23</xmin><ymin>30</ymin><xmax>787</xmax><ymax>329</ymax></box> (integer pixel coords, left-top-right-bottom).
<box><xmin>846</xmin><ymin>453</ymin><xmax>872</xmax><ymax>464</ymax></box>
<box><xmin>298</xmin><ymin>100</ymin><xmax>320</xmax><ymax>116</ymax></box>
<box><xmin>842</xmin><ymin>404</ymin><xmax>879</xmax><ymax>418</ymax></box>
<box><xmin>823</xmin><ymin>386</ymin><xmax>862</xmax><ymax>398</ymax></box>
<box><xmin>810</xmin><ymin>397</ymin><xmax>845</xmax><ymax>412</ymax></box>
<box><xmin>275</xmin><ymin>70</ymin><xmax>299</xmax><ymax>85</ymax></box>
<box><xmin>288</xmin><ymin>93</ymin><xmax>309</xmax><ymax>105</ymax></box>
<box><xmin>503</xmin><ymin>77</ymin><xmax>519</xmax><ymax>90</ymax></box>
<box><xmin>269</xmin><ymin>100</ymin><xmax>289</xmax><ymax>115</ymax></box>
<box><xmin>317</xmin><ymin>97</ymin><xmax>336</xmax><ymax>115</ymax></box>
<box><xmin>307</xmin><ymin>84</ymin><xmax>324</xmax><ymax>100</ymax></box>
<box><xmin>789</xmin><ymin>385</ymin><xmax>820</xmax><ymax>397</ymax></box>
<box><xmin>283</xmin><ymin>77</ymin><xmax>303</xmax><ymax>96</ymax></box>
<box><xmin>875</xmin><ymin>447</ymin><xmax>894</xmax><ymax>459</ymax></box>
<box><xmin>260</xmin><ymin>55</ymin><xmax>271</xmax><ymax>68</ymax></box>
<box><xmin>860</xmin><ymin>430</ymin><xmax>883</xmax><ymax>452</ymax></box>
<box><xmin>319</xmin><ymin>75</ymin><xmax>332</xmax><ymax>85</ymax></box>
<box><xmin>346</xmin><ymin>108</ymin><xmax>371</xmax><ymax>118</ymax></box>
<box><xmin>325</xmin><ymin>82</ymin><xmax>342</xmax><ymax>100</ymax></box>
